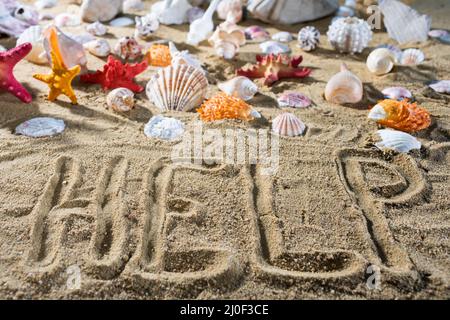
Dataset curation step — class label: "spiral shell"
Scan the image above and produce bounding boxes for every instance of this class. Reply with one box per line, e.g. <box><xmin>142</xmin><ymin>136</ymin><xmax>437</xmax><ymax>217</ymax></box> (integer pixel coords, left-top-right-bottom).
<box><xmin>16</xmin><ymin>25</ymin><xmax>47</xmax><ymax>65</ymax></box>
<box><xmin>327</xmin><ymin>17</ymin><xmax>372</xmax><ymax>54</ymax></box>
<box><xmin>325</xmin><ymin>63</ymin><xmax>363</xmax><ymax>105</ymax></box>
<box><xmin>218</xmin><ymin>76</ymin><xmax>258</xmax><ymax>101</ymax></box>
<box><xmin>366</xmin><ymin>48</ymin><xmax>396</xmax><ymax>75</ymax></box>
<box><xmin>272</xmin><ymin>112</ymin><xmax>306</xmax><ymax>137</ymax></box>
<box><xmin>298</xmin><ymin>26</ymin><xmax>320</xmax><ymax>51</ymax></box>
<box><xmin>106</xmin><ymin>88</ymin><xmax>135</xmax><ymax>112</ymax></box>
<box><xmin>146</xmin><ymin>64</ymin><xmax>208</xmax><ymax>112</ymax></box>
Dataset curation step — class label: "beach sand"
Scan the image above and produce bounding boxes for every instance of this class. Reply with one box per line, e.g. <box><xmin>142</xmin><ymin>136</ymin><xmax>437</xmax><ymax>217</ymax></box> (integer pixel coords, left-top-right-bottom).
<box><xmin>0</xmin><ymin>0</ymin><xmax>449</xmax><ymax>299</ymax></box>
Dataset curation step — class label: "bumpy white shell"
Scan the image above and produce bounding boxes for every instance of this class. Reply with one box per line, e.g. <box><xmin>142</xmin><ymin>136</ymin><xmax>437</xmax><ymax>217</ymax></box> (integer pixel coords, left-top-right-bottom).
<box><xmin>15</xmin><ymin>117</ymin><xmax>65</xmax><ymax>138</ymax></box>
<box><xmin>272</xmin><ymin>31</ymin><xmax>293</xmax><ymax>43</ymax></box>
<box><xmin>218</xmin><ymin>76</ymin><xmax>258</xmax><ymax>101</ymax></box>
<box><xmin>146</xmin><ymin>64</ymin><xmax>209</xmax><ymax>112</ymax></box>
<box><xmin>382</xmin><ymin>87</ymin><xmax>412</xmax><ymax>100</ymax></box>
<box><xmin>298</xmin><ymin>26</ymin><xmax>320</xmax><ymax>51</ymax></box>
<box><xmin>325</xmin><ymin>63</ymin><xmax>363</xmax><ymax>105</ymax></box>
<box><xmin>376</xmin><ymin>129</ymin><xmax>421</xmax><ymax>153</ymax></box>
<box><xmin>272</xmin><ymin>112</ymin><xmax>306</xmax><ymax>137</ymax></box>
<box><xmin>86</xmin><ymin>21</ymin><xmax>108</xmax><ymax>36</ymax></box>
<box><xmin>134</xmin><ymin>14</ymin><xmax>159</xmax><ymax>39</ymax></box>
<box><xmin>144</xmin><ymin>115</ymin><xmax>185</xmax><ymax>141</ymax></box>
<box><xmin>81</xmin><ymin>0</ymin><xmax>122</xmax><ymax>23</ymax></box>
<box><xmin>106</xmin><ymin>88</ymin><xmax>135</xmax><ymax>112</ymax></box>
<box><xmin>327</xmin><ymin>17</ymin><xmax>372</xmax><ymax>54</ymax></box>
<box><xmin>260</xmin><ymin>41</ymin><xmax>291</xmax><ymax>54</ymax></box>
<box><xmin>366</xmin><ymin>48</ymin><xmax>396</xmax><ymax>75</ymax></box>
<box><xmin>16</xmin><ymin>25</ymin><xmax>47</xmax><ymax>65</ymax></box>
<box><xmin>400</xmin><ymin>48</ymin><xmax>425</xmax><ymax>66</ymax></box>
<box><xmin>84</xmin><ymin>39</ymin><xmax>111</xmax><ymax>57</ymax></box>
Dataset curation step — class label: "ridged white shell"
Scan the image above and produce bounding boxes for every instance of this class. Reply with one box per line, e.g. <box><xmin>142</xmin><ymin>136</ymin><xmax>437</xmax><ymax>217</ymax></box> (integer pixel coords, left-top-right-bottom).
<box><xmin>106</xmin><ymin>88</ymin><xmax>135</xmax><ymax>112</ymax></box>
<box><xmin>144</xmin><ymin>115</ymin><xmax>185</xmax><ymax>141</ymax></box>
<box><xmin>382</xmin><ymin>87</ymin><xmax>412</xmax><ymax>100</ymax></box>
<box><xmin>218</xmin><ymin>76</ymin><xmax>258</xmax><ymax>101</ymax></box>
<box><xmin>272</xmin><ymin>31</ymin><xmax>293</xmax><ymax>43</ymax></box>
<box><xmin>366</xmin><ymin>48</ymin><xmax>396</xmax><ymax>75</ymax></box>
<box><xmin>298</xmin><ymin>26</ymin><xmax>320</xmax><ymax>51</ymax></box>
<box><xmin>146</xmin><ymin>64</ymin><xmax>209</xmax><ymax>112</ymax></box>
<box><xmin>260</xmin><ymin>41</ymin><xmax>291</xmax><ymax>55</ymax></box>
<box><xmin>327</xmin><ymin>17</ymin><xmax>372</xmax><ymax>54</ymax></box>
<box><xmin>16</xmin><ymin>25</ymin><xmax>47</xmax><ymax>65</ymax></box>
<box><xmin>376</xmin><ymin>129</ymin><xmax>421</xmax><ymax>153</ymax></box>
<box><xmin>84</xmin><ymin>39</ymin><xmax>111</xmax><ymax>57</ymax></box>
<box><xmin>325</xmin><ymin>63</ymin><xmax>363</xmax><ymax>105</ymax></box>
<box><xmin>400</xmin><ymin>48</ymin><xmax>425</xmax><ymax>66</ymax></box>
<box><xmin>272</xmin><ymin>112</ymin><xmax>306</xmax><ymax>137</ymax></box>
<box><xmin>86</xmin><ymin>21</ymin><xmax>108</xmax><ymax>36</ymax></box>
<box><xmin>15</xmin><ymin>117</ymin><xmax>65</xmax><ymax>138</ymax></box>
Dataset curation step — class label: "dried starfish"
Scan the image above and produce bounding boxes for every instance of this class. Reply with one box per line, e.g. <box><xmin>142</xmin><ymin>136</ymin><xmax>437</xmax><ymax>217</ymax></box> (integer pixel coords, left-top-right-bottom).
<box><xmin>80</xmin><ymin>55</ymin><xmax>148</xmax><ymax>93</ymax></box>
<box><xmin>237</xmin><ymin>54</ymin><xmax>312</xmax><ymax>86</ymax></box>
<box><xmin>0</xmin><ymin>42</ymin><xmax>33</xmax><ymax>103</ymax></box>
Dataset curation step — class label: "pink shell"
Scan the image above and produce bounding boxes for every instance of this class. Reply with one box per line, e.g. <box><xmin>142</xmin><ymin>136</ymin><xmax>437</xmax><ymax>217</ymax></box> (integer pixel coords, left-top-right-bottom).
<box><xmin>429</xmin><ymin>80</ymin><xmax>450</xmax><ymax>94</ymax></box>
<box><xmin>272</xmin><ymin>112</ymin><xmax>306</xmax><ymax>137</ymax></box>
<box><xmin>382</xmin><ymin>87</ymin><xmax>412</xmax><ymax>100</ymax></box>
<box><xmin>244</xmin><ymin>26</ymin><xmax>270</xmax><ymax>42</ymax></box>
<box><xmin>428</xmin><ymin>29</ymin><xmax>449</xmax><ymax>38</ymax></box>
<box><xmin>277</xmin><ymin>91</ymin><xmax>312</xmax><ymax>108</ymax></box>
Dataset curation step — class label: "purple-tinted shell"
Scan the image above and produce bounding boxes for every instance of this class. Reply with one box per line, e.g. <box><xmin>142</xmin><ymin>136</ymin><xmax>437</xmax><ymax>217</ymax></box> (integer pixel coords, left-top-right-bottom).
<box><xmin>187</xmin><ymin>7</ymin><xmax>205</xmax><ymax>24</ymax></box>
<box><xmin>277</xmin><ymin>91</ymin><xmax>312</xmax><ymax>108</ymax></box>
<box><xmin>429</xmin><ymin>80</ymin><xmax>450</xmax><ymax>94</ymax></box>
<box><xmin>428</xmin><ymin>29</ymin><xmax>449</xmax><ymax>38</ymax></box>
<box><xmin>382</xmin><ymin>87</ymin><xmax>412</xmax><ymax>100</ymax></box>
<box><xmin>244</xmin><ymin>25</ymin><xmax>270</xmax><ymax>42</ymax></box>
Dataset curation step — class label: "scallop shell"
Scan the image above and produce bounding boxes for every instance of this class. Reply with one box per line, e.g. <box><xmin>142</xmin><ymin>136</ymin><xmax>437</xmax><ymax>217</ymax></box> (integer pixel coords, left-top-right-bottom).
<box><xmin>277</xmin><ymin>91</ymin><xmax>311</xmax><ymax>108</ymax></box>
<box><xmin>382</xmin><ymin>87</ymin><xmax>412</xmax><ymax>100</ymax></box>
<box><xmin>429</xmin><ymin>80</ymin><xmax>450</xmax><ymax>94</ymax></box>
<box><xmin>298</xmin><ymin>26</ymin><xmax>320</xmax><ymax>51</ymax></box>
<box><xmin>272</xmin><ymin>31</ymin><xmax>293</xmax><ymax>43</ymax></box>
<box><xmin>146</xmin><ymin>64</ymin><xmax>208</xmax><ymax>112</ymax></box>
<box><xmin>16</xmin><ymin>25</ymin><xmax>47</xmax><ymax>65</ymax></box>
<box><xmin>113</xmin><ymin>36</ymin><xmax>142</xmax><ymax>61</ymax></box>
<box><xmin>106</xmin><ymin>88</ymin><xmax>135</xmax><ymax>112</ymax></box>
<box><xmin>260</xmin><ymin>41</ymin><xmax>291</xmax><ymax>55</ymax></box>
<box><xmin>86</xmin><ymin>21</ymin><xmax>108</xmax><ymax>36</ymax></box>
<box><xmin>375</xmin><ymin>129</ymin><xmax>421</xmax><ymax>153</ymax></box>
<box><xmin>144</xmin><ymin>115</ymin><xmax>185</xmax><ymax>141</ymax></box>
<box><xmin>400</xmin><ymin>48</ymin><xmax>425</xmax><ymax>66</ymax></box>
<box><xmin>244</xmin><ymin>26</ymin><xmax>270</xmax><ymax>42</ymax></box>
<box><xmin>217</xmin><ymin>0</ymin><xmax>243</xmax><ymax>23</ymax></box>
<box><xmin>15</xmin><ymin>117</ymin><xmax>65</xmax><ymax>138</ymax></box>
<box><xmin>134</xmin><ymin>14</ymin><xmax>159</xmax><ymax>39</ymax></box>
<box><xmin>327</xmin><ymin>17</ymin><xmax>372</xmax><ymax>54</ymax></box>
<box><xmin>84</xmin><ymin>39</ymin><xmax>111</xmax><ymax>57</ymax></box>
<box><xmin>218</xmin><ymin>76</ymin><xmax>258</xmax><ymax>101</ymax></box>
<box><xmin>272</xmin><ymin>112</ymin><xmax>306</xmax><ymax>137</ymax></box>
<box><xmin>325</xmin><ymin>63</ymin><xmax>363</xmax><ymax>105</ymax></box>
<box><xmin>366</xmin><ymin>48</ymin><xmax>396</xmax><ymax>76</ymax></box>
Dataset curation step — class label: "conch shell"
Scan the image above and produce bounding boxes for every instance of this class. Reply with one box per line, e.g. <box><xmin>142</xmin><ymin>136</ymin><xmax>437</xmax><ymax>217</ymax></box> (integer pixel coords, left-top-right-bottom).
<box><xmin>325</xmin><ymin>63</ymin><xmax>363</xmax><ymax>105</ymax></box>
<box><xmin>208</xmin><ymin>17</ymin><xmax>246</xmax><ymax>59</ymax></box>
<box><xmin>272</xmin><ymin>112</ymin><xmax>306</xmax><ymax>137</ymax></box>
<box><xmin>16</xmin><ymin>25</ymin><xmax>47</xmax><ymax>65</ymax></box>
<box><xmin>218</xmin><ymin>76</ymin><xmax>258</xmax><ymax>101</ymax></box>
<box><xmin>187</xmin><ymin>0</ymin><xmax>222</xmax><ymax>45</ymax></box>
<box><xmin>368</xmin><ymin>99</ymin><xmax>431</xmax><ymax>133</ymax></box>
<box><xmin>366</xmin><ymin>48</ymin><xmax>396</xmax><ymax>76</ymax></box>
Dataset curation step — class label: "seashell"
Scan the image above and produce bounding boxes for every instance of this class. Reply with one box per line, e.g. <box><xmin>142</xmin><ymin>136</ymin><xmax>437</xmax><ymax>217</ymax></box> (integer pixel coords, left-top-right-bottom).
<box><xmin>272</xmin><ymin>32</ymin><xmax>293</xmax><ymax>43</ymax></box>
<box><xmin>375</xmin><ymin>129</ymin><xmax>421</xmax><ymax>153</ymax></box>
<box><xmin>327</xmin><ymin>17</ymin><xmax>372</xmax><ymax>54</ymax></box>
<box><xmin>13</xmin><ymin>5</ymin><xmax>39</xmax><ymax>26</ymax></box>
<box><xmin>134</xmin><ymin>14</ymin><xmax>159</xmax><ymax>40</ymax></box>
<box><xmin>0</xmin><ymin>2</ymin><xmax>31</xmax><ymax>38</ymax></box>
<box><xmin>15</xmin><ymin>117</ymin><xmax>65</xmax><ymax>138</ymax></box>
<box><xmin>113</xmin><ymin>37</ymin><xmax>142</xmax><ymax>61</ymax></box>
<box><xmin>277</xmin><ymin>91</ymin><xmax>311</xmax><ymax>108</ymax></box>
<box><xmin>16</xmin><ymin>26</ymin><xmax>47</xmax><ymax>65</ymax></box>
<box><xmin>272</xmin><ymin>112</ymin><xmax>306</xmax><ymax>137</ymax></box>
<box><xmin>106</xmin><ymin>88</ymin><xmax>135</xmax><ymax>112</ymax></box>
<box><xmin>335</xmin><ymin>5</ymin><xmax>355</xmax><ymax>18</ymax></box>
<box><xmin>429</xmin><ymin>80</ymin><xmax>450</xmax><ymax>94</ymax></box>
<box><xmin>366</xmin><ymin>48</ymin><xmax>396</xmax><ymax>76</ymax></box>
<box><xmin>109</xmin><ymin>17</ymin><xmax>135</xmax><ymax>27</ymax></box>
<box><xmin>325</xmin><ymin>63</ymin><xmax>363</xmax><ymax>105</ymax></box>
<box><xmin>187</xmin><ymin>0</ymin><xmax>221</xmax><ymax>45</ymax></box>
<box><xmin>378</xmin><ymin>0</ymin><xmax>430</xmax><ymax>45</ymax></box>
<box><xmin>169</xmin><ymin>42</ymin><xmax>204</xmax><ymax>73</ymax></box>
<box><xmin>43</xmin><ymin>26</ymin><xmax>88</xmax><ymax>73</ymax></box>
<box><xmin>218</xmin><ymin>76</ymin><xmax>258</xmax><ymax>101</ymax></box>
<box><xmin>145</xmin><ymin>44</ymin><xmax>171</xmax><ymax>67</ymax></box>
<box><xmin>217</xmin><ymin>0</ymin><xmax>243</xmax><ymax>24</ymax></box>
<box><xmin>35</xmin><ymin>0</ymin><xmax>58</xmax><ymax>10</ymax></box>
<box><xmin>297</xmin><ymin>26</ymin><xmax>320</xmax><ymax>51</ymax></box>
<box><xmin>144</xmin><ymin>115</ymin><xmax>185</xmax><ymax>141</ymax></box>
<box><xmin>437</xmin><ymin>33</ymin><xmax>450</xmax><ymax>45</ymax></box>
<box><xmin>86</xmin><ymin>21</ymin><xmax>108</xmax><ymax>36</ymax></box>
<box><xmin>84</xmin><ymin>39</ymin><xmax>111</xmax><ymax>57</ymax></box>
<box><xmin>208</xmin><ymin>17</ymin><xmax>246</xmax><ymax>59</ymax></box>
<box><xmin>428</xmin><ymin>29</ymin><xmax>448</xmax><ymax>39</ymax></box>
<box><xmin>152</xmin><ymin>0</ymin><xmax>192</xmax><ymax>25</ymax></box>
<box><xmin>376</xmin><ymin>44</ymin><xmax>402</xmax><ymax>64</ymax></box>
<box><xmin>54</xmin><ymin>13</ymin><xmax>81</xmax><ymax>27</ymax></box>
<box><xmin>400</xmin><ymin>48</ymin><xmax>425</xmax><ymax>66</ymax></box>
<box><xmin>260</xmin><ymin>41</ymin><xmax>291</xmax><ymax>55</ymax></box>
<box><xmin>146</xmin><ymin>63</ymin><xmax>208</xmax><ymax>112</ymax></box>
<box><xmin>81</xmin><ymin>0</ymin><xmax>122</xmax><ymax>23</ymax></box>
<box><xmin>123</xmin><ymin>0</ymin><xmax>145</xmax><ymax>13</ymax></box>
<box><xmin>382</xmin><ymin>87</ymin><xmax>412</xmax><ymax>100</ymax></box>
<box><xmin>368</xmin><ymin>99</ymin><xmax>431</xmax><ymax>133</ymax></box>
<box><xmin>187</xmin><ymin>7</ymin><xmax>205</xmax><ymax>23</ymax></box>
<box><xmin>244</xmin><ymin>25</ymin><xmax>270</xmax><ymax>42</ymax></box>
<box><xmin>197</xmin><ymin>92</ymin><xmax>260</xmax><ymax>122</ymax></box>
<box><xmin>247</xmin><ymin>0</ymin><xmax>339</xmax><ymax>25</ymax></box>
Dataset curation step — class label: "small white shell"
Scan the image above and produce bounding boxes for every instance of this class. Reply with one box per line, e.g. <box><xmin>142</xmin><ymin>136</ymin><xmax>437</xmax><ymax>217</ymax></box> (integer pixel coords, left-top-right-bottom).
<box><xmin>366</xmin><ymin>48</ymin><xmax>396</xmax><ymax>76</ymax></box>
<box><xmin>218</xmin><ymin>76</ymin><xmax>258</xmax><ymax>101</ymax></box>
<box><xmin>376</xmin><ymin>44</ymin><xmax>403</xmax><ymax>64</ymax></box>
<box><xmin>325</xmin><ymin>63</ymin><xmax>363</xmax><ymax>105</ymax></box>
<box><xmin>106</xmin><ymin>88</ymin><xmax>135</xmax><ymax>112</ymax></box>
<box><xmin>144</xmin><ymin>115</ymin><xmax>185</xmax><ymax>141</ymax></box>
<box><xmin>298</xmin><ymin>26</ymin><xmax>320</xmax><ymax>51</ymax></box>
<box><xmin>272</xmin><ymin>31</ymin><xmax>293</xmax><ymax>43</ymax></box>
<box><xmin>277</xmin><ymin>91</ymin><xmax>312</xmax><ymax>108</ymax></box>
<box><xmin>272</xmin><ymin>112</ymin><xmax>306</xmax><ymax>137</ymax></box>
<box><xmin>84</xmin><ymin>39</ymin><xmax>111</xmax><ymax>57</ymax></box>
<box><xmin>15</xmin><ymin>117</ymin><xmax>65</xmax><ymax>138</ymax></box>
<box><xmin>376</xmin><ymin>129</ymin><xmax>421</xmax><ymax>153</ymax></box>
<box><xmin>16</xmin><ymin>25</ymin><xmax>47</xmax><ymax>65</ymax></box>
<box><xmin>429</xmin><ymin>80</ymin><xmax>450</xmax><ymax>94</ymax></box>
<box><xmin>109</xmin><ymin>17</ymin><xmax>135</xmax><ymax>27</ymax></box>
<box><xmin>260</xmin><ymin>41</ymin><xmax>291</xmax><ymax>55</ymax></box>
<box><xmin>134</xmin><ymin>14</ymin><xmax>159</xmax><ymax>39</ymax></box>
<box><xmin>382</xmin><ymin>87</ymin><xmax>412</xmax><ymax>100</ymax></box>
<box><xmin>86</xmin><ymin>21</ymin><xmax>108</xmax><ymax>36</ymax></box>
<box><xmin>327</xmin><ymin>17</ymin><xmax>372</xmax><ymax>54</ymax></box>
<box><xmin>400</xmin><ymin>48</ymin><xmax>425</xmax><ymax>66</ymax></box>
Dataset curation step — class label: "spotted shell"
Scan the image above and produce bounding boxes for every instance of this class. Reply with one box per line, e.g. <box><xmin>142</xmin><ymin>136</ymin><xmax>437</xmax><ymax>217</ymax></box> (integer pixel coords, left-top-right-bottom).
<box><xmin>272</xmin><ymin>112</ymin><xmax>306</xmax><ymax>137</ymax></box>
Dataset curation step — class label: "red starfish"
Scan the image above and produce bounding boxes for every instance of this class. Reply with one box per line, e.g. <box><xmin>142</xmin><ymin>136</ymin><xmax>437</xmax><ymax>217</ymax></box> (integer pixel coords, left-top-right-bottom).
<box><xmin>0</xmin><ymin>43</ymin><xmax>33</xmax><ymax>103</ymax></box>
<box><xmin>80</xmin><ymin>55</ymin><xmax>148</xmax><ymax>93</ymax></box>
<box><xmin>237</xmin><ymin>54</ymin><xmax>312</xmax><ymax>86</ymax></box>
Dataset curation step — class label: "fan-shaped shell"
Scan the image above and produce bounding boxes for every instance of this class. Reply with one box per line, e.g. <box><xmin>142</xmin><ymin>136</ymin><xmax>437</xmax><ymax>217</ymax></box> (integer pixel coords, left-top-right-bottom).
<box><xmin>325</xmin><ymin>63</ymin><xmax>363</xmax><ymax>105</ymax></box>
<box><xmin>16</xmin><ymin>25</ymin><xmax>47</xmax><ymax>65</ymax></box>
<box><xmin>366</xmin><ymin>48</ymin><xmax>396</xmax><ymax>75</ymax></box>
<box><xmin>382</xmin><ymin>87</ymin><xmax>412</xmax><ymax>100</ymax></box>
<box><xmin>400</xmin><ymin>48</ymin><xmax>425</xmax><ymax>66</ymax></box>
<box><xmin>277</xmin><ymin>91</ymin><xmax>311</xmax><ymax>108</ymax></box>
<box><xmin>146</xmin><ymin>64</ymin><xmax>209</xmax><ymax>112</ymax></box>
<box><xmin>298</xmin><ymin>26</ymin><xmax>320</xmax><ymax>51</ymax></box>
<box><xmin>327</xmin><ymin>17</ymin><xmax>372</xmax><ymax>54</ymax></box>
<box><xmin>106</xmin><ymin>88</ymin><xmax>135</xmax><ymax>112</ymax></box>
<box><xmin>218</xmin><ymin>76</ymin><xmax>258</xmax><ymax>101</ymax></box>
<box><xmin>272</xmin><ymin>112</ymin><xmax>306</xmax><ymax>137</ymax></box>
<box><xmin>375</xmin><ymin>129</ymin><xmax>421</xmax><ymax>153</ymax></box>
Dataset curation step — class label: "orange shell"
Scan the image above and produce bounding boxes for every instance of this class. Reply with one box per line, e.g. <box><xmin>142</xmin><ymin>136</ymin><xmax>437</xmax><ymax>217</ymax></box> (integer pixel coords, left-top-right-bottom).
<box><xmin>375</xmin><ymin>99</ymin><xmax>431</xmax><ymax>132</ymax></box>
<box><xmin>145</xmin><ymin>44</ymin><xmax>171</xmax><ymax>67</ymax></box>
<box><xmin>197</xmin><ymin>92</ymin><xmax>255</xmax><ymax>122</ymax></box>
